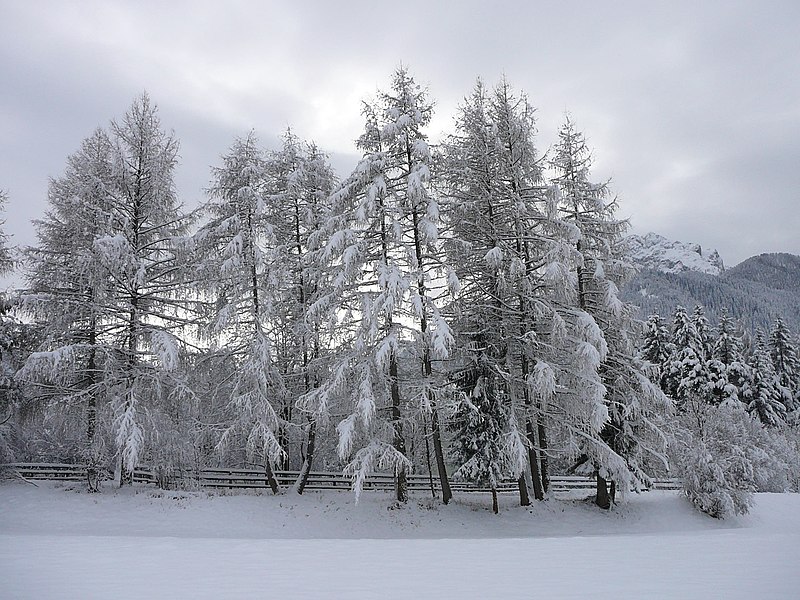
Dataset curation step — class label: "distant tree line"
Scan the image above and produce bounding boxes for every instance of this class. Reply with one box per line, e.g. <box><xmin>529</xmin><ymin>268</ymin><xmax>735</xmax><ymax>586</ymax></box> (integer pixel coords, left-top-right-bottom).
<box><xmin>643</xmin><ymin>305</ymin><xmax>800</xmax><ymax>516</ymax></box>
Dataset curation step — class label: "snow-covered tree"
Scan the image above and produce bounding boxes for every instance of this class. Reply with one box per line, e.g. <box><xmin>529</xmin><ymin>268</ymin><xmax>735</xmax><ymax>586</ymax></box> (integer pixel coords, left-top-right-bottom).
<box><xmin>769</xmin><ymin>318</ymin><xmax>799</xmax><ymax>412</ymax></box>
<box><xmin>691</xmin><ymin>305</ymin><xmax>712</xmax><ymax>361</ymax></box>
<box><xmin>318</xmin><ymin>67</ymin><xmax>453</xmax><ymax>503</ymax></box>
<box><xmin>746</xmin><ymin>332</ymin><xmax>786</xmax><ymax>426</ymax></box>
<box><xmin>23</xmin><ymin>95</ymin><xmax>196</xmax><ymax>488</ymax></box>
<box><xmin>0</xmin><ymin>191</ymin><xmax>14</xmax><ymax>276</ymax></box>
<box><xmin>664</xmin><ymin>306</ymin><xmax>711</xmax><ymax>410</ymax></box>
<box><xmin>444</xmin><ymin>79</ymin><xmax>589</xmax><ymax>504</ymax></box>
<box><xmin>263</xmin><ymin>131</ymin><xmax>338</xmax><ymax>491</ymax></box>
<box><xmin>641</xmin><ymin>313</ymin><xmax>674</xmax><ymax>391</ymax></box>
<box><xmin>709</xmin><ymin>310</ymin><xmax>750</xmax><ymax>407</ymax></box>
<box><xmin>551</xmin><ymin>115</ymin><xmax>668</xmax><ymax>508</ymax></box>
<box><xmin>21</xmin><ymin>128</ymin><xmax>117</xmax><ymax>489</ymax></box>
<box><xmin>193</xmin><ymin>132</ymin><xmax>286</xmax><ymax>493</ymax></box>
<box><xmin>0</xmin><ymin>295</ymin><xmax>38</xmax><ymax>464</ymax></box>
<box><xmin>450</xmin><ymin>337</ymin><xmax>525</xmax><ymax>513</ymax></box>
<box><xmin>673</xmin><ymin>405</ymin><xmax>756</xmax><ymax>519</ymax></box>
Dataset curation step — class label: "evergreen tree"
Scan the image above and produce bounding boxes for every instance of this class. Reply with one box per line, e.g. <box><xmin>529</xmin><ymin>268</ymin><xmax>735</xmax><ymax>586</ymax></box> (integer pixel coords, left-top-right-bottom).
<box><xmin>769</xmin><ymin>318</ymin><xmax>799</xmax><ymax>411</ymax></box>
<box><xmin>710</xmin><ymin>310</ymin><xmax>750</xmax><ymax>406</ymax></box>
<box><xmin>747</xmin><ymin>332</ymin><xmax>787</xmax><ymax>426</ymax></box>
<box><xmin>691</xmin><ymin>305</ymin><xmax>713</xmax><ymax>360</ymax></box>
<box><xmin>641</xmin><ymin>313</ymin><xmax>674</xmax><ymax>391</ymax></box>
<box><xmin>664</xmin><ymin>306</ymin><xmax>710</xmax><ymax>409</ymax></box>
<box><xmin>450</xmin><ymin>337</ymin><xmax>524</xmax><ymax>514</ymax></box>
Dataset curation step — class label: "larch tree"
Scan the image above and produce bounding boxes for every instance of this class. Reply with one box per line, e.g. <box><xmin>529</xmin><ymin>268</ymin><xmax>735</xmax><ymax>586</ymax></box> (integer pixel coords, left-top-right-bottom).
<box><xmin>262</xmin><ymin>130</ymin><xmax>338</xmax><ymax>491</ymax></box>
<box><xmin>442</xmin><ymin>79</ymin><xmax>574</xmax><ymax>505</ymax></box>
<box><xmin>193</xmin><ymin>132</ymin><xmax>286</xmax><ymax>493</ymax></box>
<box><xmin>23</xmin><ymin>94</ymin><xmax>195</xmax><ymax>487</ymax></box>
<box><xmin>100</xmin><ymin>93</ymin><xmax>195</xmax><ymax>485</ymax></box>
<box><xmin>319</xmin><ymin>67</ymin><xmax>454</xmax><ymax>503</ymax></box>
<box><xmin>550</xmin><ymin>115</ymin><xmax>668</xmax><ymax>508</ymax></box>
<box><xmin>21</xmin><ymin>128</ymin><xmax>117</xmax><ymax>491</ymax></box>
<box><xmin>0</xmin><ymin>191</ymin><xmax>13</xmax><ymax>276</ymax></box>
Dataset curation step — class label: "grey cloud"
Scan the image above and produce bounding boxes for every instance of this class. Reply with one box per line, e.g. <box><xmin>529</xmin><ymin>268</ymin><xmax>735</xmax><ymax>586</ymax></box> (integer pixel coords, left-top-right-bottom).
<box><xmin>2</xmin><ymin>0</ymin><xmax>799</xmax><ymax>289</ymax></box>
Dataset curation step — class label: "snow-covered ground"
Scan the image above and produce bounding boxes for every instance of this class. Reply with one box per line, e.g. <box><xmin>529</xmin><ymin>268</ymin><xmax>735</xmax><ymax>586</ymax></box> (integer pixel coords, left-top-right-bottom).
<box><xmin>1</xmin><ymin>482</ymin><xmax>798</xmax><ymax>599</ymax></box>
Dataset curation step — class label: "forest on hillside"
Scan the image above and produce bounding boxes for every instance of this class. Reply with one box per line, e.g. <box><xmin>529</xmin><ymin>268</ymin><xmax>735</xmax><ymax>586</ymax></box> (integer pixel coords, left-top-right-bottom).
<box><xmin>1</xmin><ymin>68</ymin><xmax>798</xmax><ymax>518</ymax></box>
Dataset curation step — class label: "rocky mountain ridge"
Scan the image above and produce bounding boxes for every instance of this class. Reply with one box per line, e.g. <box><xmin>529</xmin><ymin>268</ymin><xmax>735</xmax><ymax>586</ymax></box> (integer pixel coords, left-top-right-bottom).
<box><xmin>621</xmin><ymin>233</ymin><xmax>800</xmax><ymax>333</ymax></box>
<box><xmin>624</xmin><ymin>232</ymin><xmax>725</xmax><ymax>276</ymax></box>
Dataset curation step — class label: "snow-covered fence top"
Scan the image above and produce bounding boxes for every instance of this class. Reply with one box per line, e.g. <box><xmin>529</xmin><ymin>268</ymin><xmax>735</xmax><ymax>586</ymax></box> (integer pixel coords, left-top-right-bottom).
<box><xmin>1</xmin><ymin>463</ymin><xmax>681</xmax><ymax>493</ymax></box>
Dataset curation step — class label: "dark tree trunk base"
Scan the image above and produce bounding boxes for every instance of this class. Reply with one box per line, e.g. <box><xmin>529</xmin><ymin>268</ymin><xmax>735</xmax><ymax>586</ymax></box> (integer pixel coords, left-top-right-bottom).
<box><xmin>595</xmin><ymin>474</ymin><xmax>611</xmax><ymax>509</ymax></box>
<box><xmin>265</xmin><ymin>461</ymin><xmax>281</xmax><ymax>495</ymax></box>
<box><xmin>396</xmin><ymin>467</ymin><xmax>408</xmax><ymax>504</ymax></box>
<box><xmin>517</xmin><ymin>475</ymin><xmax>531</xmax><ymax>506</ymax></box>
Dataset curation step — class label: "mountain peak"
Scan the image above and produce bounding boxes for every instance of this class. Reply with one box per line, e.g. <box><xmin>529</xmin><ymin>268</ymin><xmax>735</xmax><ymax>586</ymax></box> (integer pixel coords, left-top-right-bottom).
<box><xmin>625</xmin><ymin>232</ymin><xmax>725</xmax><ymax>275</ymax></box>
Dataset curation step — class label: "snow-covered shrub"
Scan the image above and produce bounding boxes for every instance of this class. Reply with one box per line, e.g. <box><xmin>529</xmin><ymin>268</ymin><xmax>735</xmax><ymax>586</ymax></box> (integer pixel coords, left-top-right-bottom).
<box><xmin>672</xmin><ymin>404</ymin><xmax>757</xmax><ymax>518</ymax></box>
<box><xmin>673</xmin><ymin>400</ymin><xmax>800</xmax><ymax>518</ymax></box>
<box><xmin>678</xmin><ymin>435</ymin><xmax>754</xmax><ymax>519</ymax></box>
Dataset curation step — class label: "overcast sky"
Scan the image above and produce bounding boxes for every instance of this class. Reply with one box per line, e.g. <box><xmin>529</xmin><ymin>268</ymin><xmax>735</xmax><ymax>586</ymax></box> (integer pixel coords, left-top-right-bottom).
<box><xmin>1</xmin><ymin>0</ymin><xmax>798</xmax><ymax>287</ymax></box>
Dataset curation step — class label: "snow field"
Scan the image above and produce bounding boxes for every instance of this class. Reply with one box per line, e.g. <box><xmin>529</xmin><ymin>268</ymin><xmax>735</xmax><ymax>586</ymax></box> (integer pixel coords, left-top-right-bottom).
<box><xmin>1</xmin><ymin>482</ymin><xmax>799</xmax><ymax>599</ymax></box>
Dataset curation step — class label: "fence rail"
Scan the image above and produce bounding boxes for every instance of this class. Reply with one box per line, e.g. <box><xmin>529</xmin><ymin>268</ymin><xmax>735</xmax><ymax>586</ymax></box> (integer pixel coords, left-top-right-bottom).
<box><xmin>1</xmin><ymin>462</ymin><xmax>682</xmax><ymax>493</ymax></box>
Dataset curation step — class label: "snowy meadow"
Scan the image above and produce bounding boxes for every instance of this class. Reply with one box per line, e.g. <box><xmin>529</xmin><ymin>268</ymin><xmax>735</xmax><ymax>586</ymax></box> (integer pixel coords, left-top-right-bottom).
<box><xmin>1</xmin><ymin>482</ymin><xmax>799</xmax><ymax>599</ymax></box>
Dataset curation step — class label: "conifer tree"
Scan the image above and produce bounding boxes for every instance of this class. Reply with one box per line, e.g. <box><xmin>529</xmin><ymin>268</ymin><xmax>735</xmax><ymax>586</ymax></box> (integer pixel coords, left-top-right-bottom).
<box><xmin>450</xmin><ymin>336</ymin><xmax>524</xmax><ymax>514</ymax></box>
<box><xmin>710</xmin><ymin>310</ymin><xmax>750</xmax><ymax>406</ymax></box>
<box><xmin>23</xmin><ymin>94</ymin><xmax>195</xmax><ymax>487</ymax></box>
<box><xmin>264</xmin><ymin>131</ymin><xmax>337</xmax><ymax>491</ymax></box>
<box><xmin>0</xmin><ymin>191</ymin><xmax>13</xmax><ymax>277</ymax></box>
<box><xmin>442</xmin><ymin>79</ymin><xmax>579</xmax><ymax>504</ymax></box>
<box><xmin>320</xmin><ymin>67</ymin><xmax>453</xmax><ymax>503</ymax></box>
<box><xmin>551</xmin><ymin>115</ymin><xmax>668</xmax><ymax>508</ymax></box>
<box><xmin>21</xmin><ymin>129</ymin><xmax>116</xmax><ymax>490</ymax></box>
<box><xmin>193</xmin><ymin>132</ymin><xmax>286</xmax><ymax>493</ymax></box>
<box><xmin>691</xmin><ymin>305</ymin><xmax>713</xmax><ymax>360</ymax></box>
<box><xmin>664</xmin><ymin>306</ymin><xmax>710</xmax><ymax>409</ymax></box>
<box><xmin>641</xmin><ymin>313</ymin><xmax>674</xmax><ymax>391</ymax></box>
<box><xmin>769</xmin><ymin>318</ymin><xmax>799</xmax><ymax>411</ymax></box>
<box><xmin>747</xmin><ymin>332</ymin><xmax>786</xmax><ymax>426</ymax></box>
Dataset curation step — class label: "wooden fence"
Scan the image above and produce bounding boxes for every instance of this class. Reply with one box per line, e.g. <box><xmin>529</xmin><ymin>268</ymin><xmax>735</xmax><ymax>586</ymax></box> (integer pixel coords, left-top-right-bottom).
<box><xmin>1</xmin><ymin>462</ymin><xmax>682</xmax><ymax>493</ymax></box>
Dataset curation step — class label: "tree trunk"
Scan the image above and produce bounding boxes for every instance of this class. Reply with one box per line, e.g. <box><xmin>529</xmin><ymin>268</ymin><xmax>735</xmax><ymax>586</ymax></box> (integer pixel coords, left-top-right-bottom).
<box><xmin>86</xmin><ymin>335</ymin><xmax>99</xmax><ymax>493</ymax></box>
<box><xmin>389</xmin><ymin>353</ymin><xmax>408</xmax><ymax>503</ymax></box>
<box><xmin>595</xmin><ymin>473</ymin><xmax>611</xmax><ymax>509</ymax></box>
<box><xmin>410</xmin><ymin>201</ymin><xmax>452</xmax><ymax>505</ymax></box>
<box><xmin>279</xmin><ymin>403</ymin><xmax>292</xmax><ymax>470</ymax></box>
<box><xmin>265</xmin><ymin>460</ymin><xmax>281</xmax><ymax>495</ymax></box>
<box><xmin>295</xmin><ymin>418</ymin><xmax>316</xmax><ymax>494</ymax></box>
<box><xmin>422</xmin><ymin>416</ymin><xmax>436</xmax><ymax>499</ymax></box>
<box><xmin>526</xmin><ymin>420</ymin><xmax>545</xmax><ymax>501</ymax></box>
<box><xmin>118</xmin><ymin>455</ymin><xmax>133</xmax><ymax>488</ymax></box>
<box><xmin>430</xmin><ymin>403</ymin><xmax>451</xmax><ymax>504</ymax></box>
<box><xmin>537</xmin><ymin>416</ymin><xmax>550</xmax><ymax>493</ymax></box>
<box><xmin>520</xmin><ymin>344</ymin><xmax>544</xmax><ymax>501</ymax></box>
<box><xmin>517</xmin><ymin>475</ymin><xmax>531</xmax><ymax>506</ymax></box>
<box><xmin>491</xmin><ymin>487</ymin><xmax>499</xmax><ymax>514</ymax></box>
